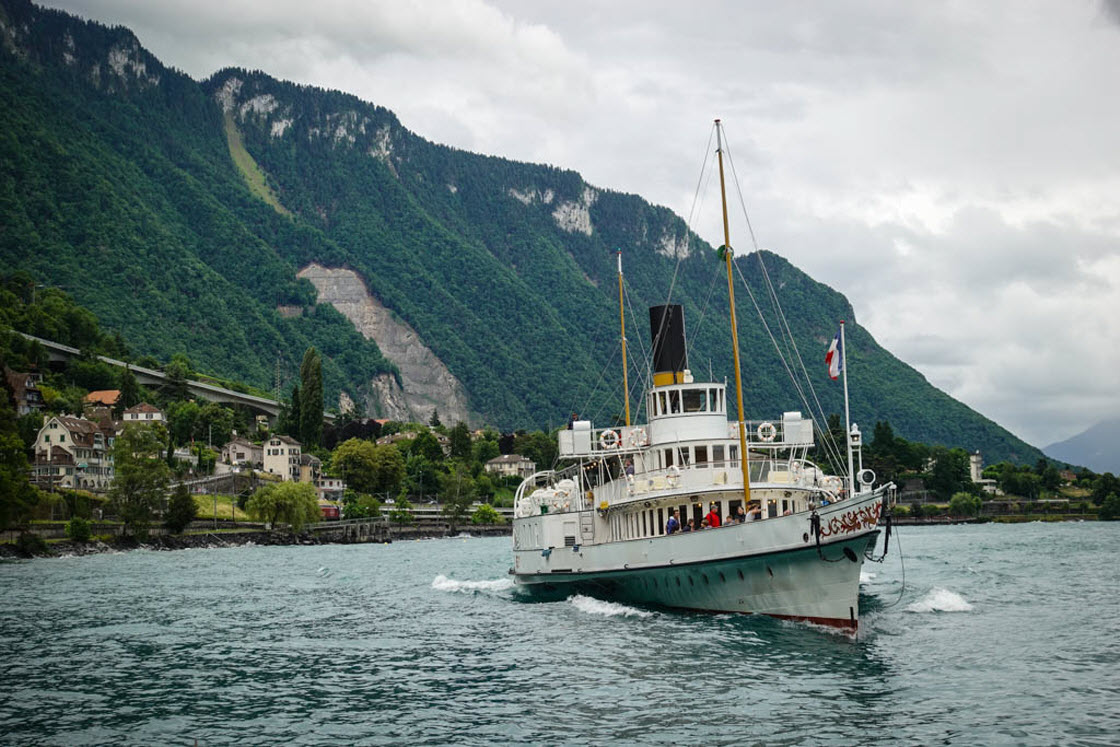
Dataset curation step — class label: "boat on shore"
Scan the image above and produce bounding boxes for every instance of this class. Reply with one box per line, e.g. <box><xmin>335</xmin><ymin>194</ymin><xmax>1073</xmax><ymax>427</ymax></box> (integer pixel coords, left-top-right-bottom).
<box><xmin>510</xmin><ymin>121</ymin><xmax>894</xmax><ymax>631</ymax></box>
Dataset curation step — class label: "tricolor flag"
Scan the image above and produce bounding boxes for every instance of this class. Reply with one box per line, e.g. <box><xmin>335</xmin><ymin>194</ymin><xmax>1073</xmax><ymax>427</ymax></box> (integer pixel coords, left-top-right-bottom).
<box><xmin>825</xmin><ymin>329</ymin><xmax>843</xmax><ymax>380</ymax></box>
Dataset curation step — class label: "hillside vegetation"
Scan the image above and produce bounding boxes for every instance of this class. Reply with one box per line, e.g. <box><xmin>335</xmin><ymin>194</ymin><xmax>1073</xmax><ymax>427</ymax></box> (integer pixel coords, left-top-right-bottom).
<box><xmin>0</xmin><ymin>0</ymin><xmax>1043</xmax><ymax>463</ymax></box>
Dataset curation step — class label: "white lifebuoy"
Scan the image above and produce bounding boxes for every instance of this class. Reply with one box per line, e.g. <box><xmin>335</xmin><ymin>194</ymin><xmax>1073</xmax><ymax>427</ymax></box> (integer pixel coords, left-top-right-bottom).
<box><xmin>599</xmin><ymin>429</ymin><xmax>620</xmax><ymax>450</ymax></box>
<box><xmin>628</xmin><ymin>427</ymin><xmax>648</xmax><ymax>447</ymax></box>
<box><xmin>667</xmin><ymin>464</ymin><xmax>681</xmax><ymax>483</ymax></box>
<box><xmin>757</xmin><ymin>422</ymin><xmax>777</xmax><ymax>442</ymax></box>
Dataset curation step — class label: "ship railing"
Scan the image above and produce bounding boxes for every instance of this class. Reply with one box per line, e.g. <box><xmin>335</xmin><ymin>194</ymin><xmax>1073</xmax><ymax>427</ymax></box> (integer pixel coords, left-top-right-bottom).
<box><xmin>617</xmin><ymin>457</ymin><xmax>836</xmax><ymax>500</ymax></box>
<box><xmin>727</xmin><ymin>418</ymin><xmax>815</xmax><ymax>448</ymax></box>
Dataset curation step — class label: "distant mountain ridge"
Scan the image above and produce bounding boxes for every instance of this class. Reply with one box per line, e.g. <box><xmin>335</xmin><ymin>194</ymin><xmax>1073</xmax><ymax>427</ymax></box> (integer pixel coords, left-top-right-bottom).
<box><xmin>1044</xmin><ymin>419</ymin><xmax>1120</xmax><ymax>474</ymax></box>
<box><xmin>0</xmin><ymin>0</ymin><xmax>1044</xmax><ymax>463</ymax></box>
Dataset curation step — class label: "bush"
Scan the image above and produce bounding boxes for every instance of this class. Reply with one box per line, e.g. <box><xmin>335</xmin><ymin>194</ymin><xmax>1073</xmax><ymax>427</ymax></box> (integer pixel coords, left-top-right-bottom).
<box><xmin>66</xmin><ymin>516</ymin><xmax>92</xmax><ymax>542</ymax></box>
<box><xmin>164</xmin><ymin>484</ymin><xmax>197</xmax><ymax>535</ymax></box>
<box><xmin>920</xmin><ymin>503</ymin><xmax>943</xmax><ymax>518</ymax></box>
<box><xmin>471</xmin><ymin>503</ymin><xmax>506</xmax><ymax>525</ymax></box>
<box><xmin>892</xmin><ymin>504</ymin><xmax>910</xmax><ymax>517</ymax></box>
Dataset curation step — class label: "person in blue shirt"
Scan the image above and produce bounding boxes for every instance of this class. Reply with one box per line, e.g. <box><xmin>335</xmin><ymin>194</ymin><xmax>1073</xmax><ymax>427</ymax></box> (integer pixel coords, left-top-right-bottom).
<box><xmin>666</xmin><ymin>508</ymin><xmax>681</xmax><ymax>534</ymax></box>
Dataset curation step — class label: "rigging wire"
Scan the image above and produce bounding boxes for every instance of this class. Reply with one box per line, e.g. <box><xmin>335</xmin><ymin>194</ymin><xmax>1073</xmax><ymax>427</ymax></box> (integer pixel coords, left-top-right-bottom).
<box><xmin>720</xmin><ymin>130</ymin><xmax>849</xmax><ymax>472</ymax></box>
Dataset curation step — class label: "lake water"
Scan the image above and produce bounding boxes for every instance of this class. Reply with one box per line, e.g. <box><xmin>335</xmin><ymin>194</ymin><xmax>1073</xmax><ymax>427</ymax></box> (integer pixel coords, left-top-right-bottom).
<box><xmin>1</xmin><ymin>522</ymin><xmax>1117</xmax><ymax>745</ymax></box>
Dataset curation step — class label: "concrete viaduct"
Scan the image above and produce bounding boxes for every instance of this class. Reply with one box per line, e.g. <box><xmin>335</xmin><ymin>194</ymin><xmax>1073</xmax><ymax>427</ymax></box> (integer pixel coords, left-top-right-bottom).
<box><xmin>19</xmin><ymin>332</ymin><xmax>286</xmax><ymax>421</ymax></box>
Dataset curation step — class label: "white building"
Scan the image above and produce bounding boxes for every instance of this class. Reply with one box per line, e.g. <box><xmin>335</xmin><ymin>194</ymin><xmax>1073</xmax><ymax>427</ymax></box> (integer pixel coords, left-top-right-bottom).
<box><xmin>32</xmin><ymin>415</ymin><xmax>116</xmax><ymax>491</ymax></box>
<box><xmin>484</xmin><ymin>454</ymin><xmax>536</xmax><ymax>478</ymax></box>
<box><xmin>122</xmin><ymin>402</ymin><xmax>164</xmax><ymax>423</ymax></box>
<box><xmin>263</xmin><ymin>435</ymin><xmax>302</xmax><ymax>481</ymax></box>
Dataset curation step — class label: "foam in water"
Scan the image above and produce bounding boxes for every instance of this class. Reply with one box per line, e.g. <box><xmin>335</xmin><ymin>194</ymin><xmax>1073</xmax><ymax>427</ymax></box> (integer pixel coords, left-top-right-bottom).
<box><xmin>906</xmin><ymin>587</ymin><xmax>973</xmax><ymax>613</ymax></box>
<box><xmin>860</xmin><ymin>570</ymin><xmax>876</xmax><ymax>583</ymax></box>
<box><xmin>431</xmin><ymin>574</ymin><xmax>514</xmax><ymax>593</ymax></box>
<box><xmin>567</xmin><ymin>594</ymin><xmax>653</xmax><ymax>618</ymax></box>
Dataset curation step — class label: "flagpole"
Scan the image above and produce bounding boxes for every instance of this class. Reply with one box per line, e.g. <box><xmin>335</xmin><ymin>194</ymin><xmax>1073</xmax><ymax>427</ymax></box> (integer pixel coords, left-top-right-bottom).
<box><xmin>840</xmin><ymin>321</ymin><xmax>855</xmax><ymax>495</ymax></box>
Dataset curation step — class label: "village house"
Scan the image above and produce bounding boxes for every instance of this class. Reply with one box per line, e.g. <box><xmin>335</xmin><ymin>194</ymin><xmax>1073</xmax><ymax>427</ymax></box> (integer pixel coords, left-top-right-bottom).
<box><xmin>484</xmin><ymin>454</ymin><xmax>536</xmax><ymax>479</ymax></box>
<box><xmin>4</xmin><ymin>368</ymin><xmax>44</xmax><ymax>416</ymax></box>
<box><xmin>221</xmin><ymin>437</ymin><xmax>263</xmax><ymax>469</ymax></box>
<box><xmin>122</xmin><ymin>402</ymin><xmax>164</xmax><ymax>423</ymax></box>
<box><xmin>263</xmin><ymin>434</ymin><xmax>302</xmax><ymax>481</ymax></box>
<box><xmin>32</xmin><ymin>414</ymin><xmax>116</xmax><ymax>492</ymax></box>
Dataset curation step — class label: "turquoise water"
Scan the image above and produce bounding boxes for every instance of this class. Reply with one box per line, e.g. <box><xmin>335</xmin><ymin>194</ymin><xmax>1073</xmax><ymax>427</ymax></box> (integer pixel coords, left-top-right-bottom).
<box><xmin>1</xmin><ymin>523</ymin><xmax>1117</xmax><ymax>745</ymax></box>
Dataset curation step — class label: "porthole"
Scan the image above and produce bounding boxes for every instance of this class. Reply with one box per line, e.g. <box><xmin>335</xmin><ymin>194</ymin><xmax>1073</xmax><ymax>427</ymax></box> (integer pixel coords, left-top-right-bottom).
<box><xmin>688</xmin><ymin>576</ymin><xmax>694</xmax><ymax>586</ymax></box>
<box><xmin>767</xmin><ymin>566</ymin><xmax>774</xmax><ymax>577</ymax></box>
<box><xmin>676</xmin><ymin>577</ymin><xmax>681</xmax><ymax>587</ymax></box>
<box><xmin>737</xmin><ymin>570</ymin><xmax>744</xmax><ymax>580</ymax></box>
<box><xmin>702</xmin><ymin>574</ymin><xmax>709</xmax><ymax>585</ymax></box>
<box><xmin>719</xmin><ymin>572</ymin><xmax>726</xmax><ymax>583</ymax></box>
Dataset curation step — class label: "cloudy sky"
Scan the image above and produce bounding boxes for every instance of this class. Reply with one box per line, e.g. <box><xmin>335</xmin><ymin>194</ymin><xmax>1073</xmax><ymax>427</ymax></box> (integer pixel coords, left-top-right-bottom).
<box><xmin>43</xmin><ymin>0</ymin><xmax>1120</xmax><ymax>449</ymax></box>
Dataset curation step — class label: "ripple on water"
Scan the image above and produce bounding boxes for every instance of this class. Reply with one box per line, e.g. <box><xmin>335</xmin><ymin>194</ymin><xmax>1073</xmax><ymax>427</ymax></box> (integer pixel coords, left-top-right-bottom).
<box><xmin>1</xmin><ymin>527</ymin><xmax>1118</xmax><ymax>745</ymax></box>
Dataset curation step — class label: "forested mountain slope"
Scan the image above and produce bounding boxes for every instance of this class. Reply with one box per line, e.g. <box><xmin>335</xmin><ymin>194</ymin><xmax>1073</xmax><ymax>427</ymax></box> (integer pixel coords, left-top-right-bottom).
<box><xmin>0</xmin><ymin>0</ymin><xmax>1043</xmax><ymax>463</ymax></box>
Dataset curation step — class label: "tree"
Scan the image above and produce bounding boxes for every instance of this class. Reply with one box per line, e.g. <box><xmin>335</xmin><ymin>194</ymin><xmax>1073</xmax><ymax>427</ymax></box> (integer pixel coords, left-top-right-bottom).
<box><xmin>110</xmin><ymin>424</ymin><xmax>171</xmax><ymax>540</ymax></box>
<box><xmin>429</xmin><ymin>408</ymin><xmax>442</xmax><ymax>428</ymax></box>
<box><xmin>389</xmin><ymin>493</ymin><xmax>414</xmax><ymax>525</ymax></box>
<box><xmin>473</xmin><ymin>437</ymin><xmax>500</xmax><ymax>465</ymax></box>
<box><xmin>278</xmin><ymin>383</ymin><xmax>301</xmax><ymax>438</ymax></box>
<box><xmin>165</xmin><ymin>483</ymin><xmax>197</xmax><ymax>534</ymax></box>
<box><xmin>198</xmin><ymin>402</ymin><xmax>235</xmax><ymax>448</ymax></box>
<box><xmin>1100</xmin><ymin>493</ymin><xmax>1120</xmax><ymax>521</ymax></box>
<box><xmin>948</xmin><ymin>492</ymin><xmax>981</xmax><ymax>518</ymax></box>
<box><xmin>166</xmin><ymin>400</ymin><xmax>202</xmax><ymax>447</ymax></box>
<box><xmin>299</xmin><ymin>347</ymin><xmax>323</xmax><ymax>448</ymax></box>
<box><xmin>449</xmin><ymin>421</ymin><xmax>472</xmax><ymax>460</ymax></box>
<box><xmin>471</xmin><ymin>503</ymin><xmax>505</xmax><ymax>525</ymax></box>
<box><xmin>163</xmin><ymin>357</ymin><xmax>192</xmax><ymax>401</ymax></box>
<box><xmin>333</xmin><ymin>438</ymin><xmax>379</xmax><ymax>494</ymax></box>
<box><xmin>117</xmin><ymin>365</ymin><xmax>142</xmax><ymax>416</ymax></box>
<box><xmin>0</xmin><ymin>384</ymin><xmax>40</xmax><ymax>529</ymax></box>
<box><xmin>246</xmin><ymin>481</ymin><xmax>320</xmax><ymax>532</ymax></box>
<box><xmin>926</xmin><ymin>447</ymin><xmax>972</xmax><ymax>500</ymax></box>
<box><xmin>441</xmin><ymin>462</ymin><xmax>476</xmax><ymax>529</ymax></box>
<box><xmin>475</xmin><ymin>473</ymin><xmax>495</xmax><ymax>504</ymax></box>
<box><xmin>410</xmin><ymin>430</ymin><xmax>444</xmax><ymax>463</ymax></box>
<box><xmin>341</xmin><ymin>489</ymin><xmax>381</xmax><ymax>519</ymax></box>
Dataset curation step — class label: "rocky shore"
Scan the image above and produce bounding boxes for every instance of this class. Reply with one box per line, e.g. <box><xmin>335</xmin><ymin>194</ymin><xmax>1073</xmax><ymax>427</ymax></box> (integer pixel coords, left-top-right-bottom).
<box><xmin>0</xmin><ymin>523</ymin><xmax>511</xmax><ymax>560</ymax></box>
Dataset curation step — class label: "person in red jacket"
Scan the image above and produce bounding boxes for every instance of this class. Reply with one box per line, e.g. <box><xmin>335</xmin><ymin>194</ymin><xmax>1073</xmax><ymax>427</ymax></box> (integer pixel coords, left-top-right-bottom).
<box><xmin>705</xmin><ymin>503</ymin><xmax>721</xmax><ymax>528</ymax></box>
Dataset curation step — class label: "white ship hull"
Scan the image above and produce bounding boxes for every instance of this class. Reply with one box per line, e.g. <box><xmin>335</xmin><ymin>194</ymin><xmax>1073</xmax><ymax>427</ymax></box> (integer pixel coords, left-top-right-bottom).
<box><xmin>513</xmin><ymin>486</ymin><xmax>889</xmax><ymax>630</ymax></box>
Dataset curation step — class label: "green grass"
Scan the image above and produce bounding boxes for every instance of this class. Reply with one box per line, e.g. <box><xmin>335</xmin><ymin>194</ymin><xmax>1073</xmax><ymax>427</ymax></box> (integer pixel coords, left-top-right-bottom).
<box><xmin>192</xmin><ymin>494</ymin><xmax>250</xmax><ymax>522</ymax></box>
<box><xmin>223</xmin><ymin>113</ymin><xmax>290</xmax><ymax>215</ymax></box>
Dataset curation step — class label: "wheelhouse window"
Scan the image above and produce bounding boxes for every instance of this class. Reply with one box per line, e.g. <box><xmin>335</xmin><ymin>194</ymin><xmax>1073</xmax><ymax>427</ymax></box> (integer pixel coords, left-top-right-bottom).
<box><xmin>712</xmin><ymin>445</ymin><xmax>725</xmax><ymax>467</ymax></box>
<box><xmin>669</xmin><ymin>391</ymin><xmax>681</xmax><ymax>413</ymax></box>
<box><xmin>682</xmin><ymin>389</ymin><xmax>706</xmax><ymax>412</ymax></box>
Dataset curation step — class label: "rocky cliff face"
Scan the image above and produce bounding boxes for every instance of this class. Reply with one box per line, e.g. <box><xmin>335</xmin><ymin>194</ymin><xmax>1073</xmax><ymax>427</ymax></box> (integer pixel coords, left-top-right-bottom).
<box><xmin>297</xmin><ymin>263</ymin><xmax>472</xmax><ymax>425</ymax></box>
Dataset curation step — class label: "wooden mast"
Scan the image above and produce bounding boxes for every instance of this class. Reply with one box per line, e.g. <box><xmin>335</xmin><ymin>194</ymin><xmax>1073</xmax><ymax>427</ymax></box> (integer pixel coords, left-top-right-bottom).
<box><xmin>617</xmin><ymin>248</ymin><xmax>631</xmax><ymax>428</ymax></box>
<box><xmin>715</xmin><ymin>120</ymin><xmax>751</xmax><ymax>503</ymax></box>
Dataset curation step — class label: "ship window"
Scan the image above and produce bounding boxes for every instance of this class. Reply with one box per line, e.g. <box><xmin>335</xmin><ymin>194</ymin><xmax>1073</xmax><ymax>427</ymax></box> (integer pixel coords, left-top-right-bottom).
<box><xmin>782</xmin><ymin>499</ymin><xmax>789</xmax><ymax>514</ymax></box>
<box><xmin>641</xmin><ymin>511</ymin><xmax>647</xmax><ymax>536</ymax></box>
<box><xmin>695</xmin><ymin>445</ymin><xmax>708</xmax><ymax>468</ymax></box>
<box><xmin>713</xmin><ymin>445</ymin><xmax>725</xmax><ymax>467</ymax></box>
<box><xmin>709</xmin><ymin>388</ymin><xmax>719</xmax><ymax>412</ymax></box>
<box><xmin>719</xmin><ymin>390</ymin><xmax>725</xmax><ymax>412</ymax></box>
<box><xmin>682</xmin><ymin>389</ymin><xmax>705</xmax><ymax>412</ymax></box>
<box><xmin>729</xmin><ymin>499</ymin><xmax>742</xmax><ymax>519</ymax></box>
<box><xmin>729</xmin><ymin>445</ymin><xmax>739</xmax><ymax>468</ymax></box>
<box><xmin>657</xmin><ymin>508</ymin><xmax>665</xmax><ymax>534</ymax></box>
<box><xmin>664</xmin><ymin>449</ymin><xmax>674</xmax><ymax>468</ymax></box>
<box><xmin>680</xmin><ymin>448</ymin><xmax>690</xmax><ymax>466</ymax></box>
<box><xmin>657</xmin><ymin>392</ymin><xmax>667</xmax><ymax>416</ymax></box>
<box><xmin>669</xmin><ymin>390</ymin><xmax>680</xmax><ymax>413</ymax></box>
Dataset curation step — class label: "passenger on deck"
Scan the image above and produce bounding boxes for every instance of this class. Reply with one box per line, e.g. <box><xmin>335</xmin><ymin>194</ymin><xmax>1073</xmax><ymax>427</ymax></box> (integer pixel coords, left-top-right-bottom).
<box><xmin>705</xmin><ymin>504</ymin><xmax>721</xmax><ymax>528</ymax></box>
<box><xmin>700</xmin><ymin>517</ymin><xmax>710</xmax><ymax>529</ymax></box>
<box><xmin>746</xmin><ymin>503</ymin><xmax>762</xmax><ymax>522</ymax></box>
<box><xmin>624</xmin><ymin>459</ymin><xmax>635</xmax><ymax>477</ymax></box>
<box><xmin>735</xmin><ymin>505</ymin><xmax>748</xmax><ymax>523</ymax></box>
<box><xmin>683</xmin><ymin>519</ymin><xmax>695</xmax><ymax>532</ymax></box>
<box><xmin>666</xmin><ymin>509</ymin><xmax>681</xmax><ymax>534</ymax></box>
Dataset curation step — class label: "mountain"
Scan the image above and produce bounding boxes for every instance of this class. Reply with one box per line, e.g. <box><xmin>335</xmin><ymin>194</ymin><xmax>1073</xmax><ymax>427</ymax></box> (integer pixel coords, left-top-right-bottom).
<box><xmin>0</xmin><ymin>0</ymin><xmax>1044</xmax><ymax>464</ymax></box>
<box><xmin>1044</xmin><ymin>419</ymin><xmax>1120</xmax><ymax>474</ymax></box>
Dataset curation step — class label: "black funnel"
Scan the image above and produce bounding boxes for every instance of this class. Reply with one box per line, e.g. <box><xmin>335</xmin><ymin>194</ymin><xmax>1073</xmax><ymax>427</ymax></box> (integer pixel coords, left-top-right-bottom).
<box><xmin>649</xmin><ymin>304</ymin><xmax>687</xmax><ymax>377</ymax></box>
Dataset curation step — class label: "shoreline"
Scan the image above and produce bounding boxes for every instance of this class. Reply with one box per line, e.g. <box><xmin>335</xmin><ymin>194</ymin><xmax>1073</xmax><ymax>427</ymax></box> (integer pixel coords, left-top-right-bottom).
<box><xmin>0</xmin><ymin>524</ymin><xmax>512</xmax><ymax>560</ymax></box>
